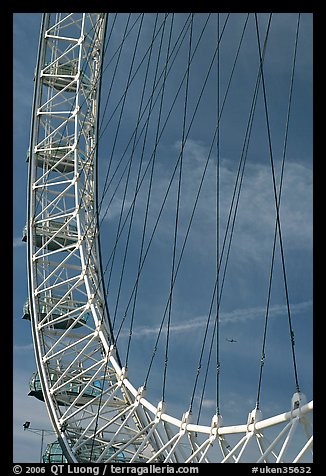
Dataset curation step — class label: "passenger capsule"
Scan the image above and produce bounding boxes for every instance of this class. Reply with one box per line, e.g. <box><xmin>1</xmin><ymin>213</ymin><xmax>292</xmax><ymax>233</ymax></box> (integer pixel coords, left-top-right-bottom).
<box><xmin>42</xmin><ymin>440</ymin><xmax>67</xmax><ymax>463</ymax></box>
<box><xmin>22</xmin><ymin>220</ymin><xmax>78</xmax><ymax>251</ymax></box>
<box><xmin>28</xmin><ymin>371</ymin><xmax>104</xmax><ymax>406</ymax></box>
<box><xmin>22</xmin><ymin>297</ymin><xmax>90</xmax><ymax>329</ymax></box>
<box><xmin>27</xmin><ymin>139</ymin><xmax>75</xmax><ymax>173</ymax></box>
<box><xmin>42</xmin><ymin>60</ymin><xmax>90</xmax><ymax>92</ymax></box>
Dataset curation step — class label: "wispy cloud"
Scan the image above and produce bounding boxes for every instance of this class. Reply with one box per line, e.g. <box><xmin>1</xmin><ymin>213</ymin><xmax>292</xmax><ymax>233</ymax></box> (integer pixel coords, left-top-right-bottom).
<box><xmin>14</xmin><ymin>343</ymin><xmax>34</xmax><ymax>353</ymax></box>
<box><xmin>99</xmin><ymin>197</ymin><xmax>133</xmax><ymax>223</ymax></box>
<box><xmin>13</xmin><ymin>237</ymin><xmax>25</xmax><ymax>248</ymax></box>
<box><xmin>119</xmin><ymin>300</ymin><xmax>312</xmax><ymax>339</ymax></box>
<box><xmin>100</xmin><ymin>137</ymin><xmax>312</xmax><ymax>261</ymax></box>
<box><xmin>220</xmin><ymin>300</ymin><xmax>312</xmax><ymax>325</ymax></box>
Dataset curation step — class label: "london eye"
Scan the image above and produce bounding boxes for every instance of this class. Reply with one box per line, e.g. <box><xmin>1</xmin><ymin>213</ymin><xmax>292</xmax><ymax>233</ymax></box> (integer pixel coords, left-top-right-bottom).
<box><xmin>19</xmin><ymin>13</ymin><xmax>312</xmax><ymax>463</ymax></box>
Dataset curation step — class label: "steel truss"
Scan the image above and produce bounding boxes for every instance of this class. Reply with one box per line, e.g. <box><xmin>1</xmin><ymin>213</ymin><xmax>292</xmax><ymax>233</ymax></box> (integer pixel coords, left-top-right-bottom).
<box><xmin>26</xmin><ymin>13</ymin><xmax>313</xmax><ymax>463</ymax></box>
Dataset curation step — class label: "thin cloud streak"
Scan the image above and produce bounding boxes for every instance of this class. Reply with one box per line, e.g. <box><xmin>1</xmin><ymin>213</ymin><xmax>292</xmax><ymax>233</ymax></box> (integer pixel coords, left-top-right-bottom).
<box><xmin>13</xmin><ymin>300</ymin><xmax>311</xmax><ymax>349</ymax></box>
<box><xmin>13</xmin><ymin>237</ymin><xmax>25</xmax><ymax>248</ymax></box>
<box><xmin>14</xmin><ymin>343</ymin><xmax>34</xmax><ymax>353</ymax></box>
<box><xmin>119</xmin><ymin>300</ymin><xmax>312</xmax><ymax>339</ymax></box>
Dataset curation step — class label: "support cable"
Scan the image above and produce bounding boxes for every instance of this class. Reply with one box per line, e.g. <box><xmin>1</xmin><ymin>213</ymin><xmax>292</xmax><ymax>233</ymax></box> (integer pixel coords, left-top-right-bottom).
<box><xmin>99</xmin><ymin>13</ymin><xmax>137</xmax><ymax>132</ymax></box>
<box><xmin>111</xmin><ymin>14</ymin><xmax>216</xmax><ymax>343</ymax></box>
<box><xmin>255</xmin><ymin>13</ymin><xmax>302</xmax><ymax>407</ymax></box>
<box><xmin>111</xmin><ymin>13</ymin><xmax>161</xmax><ymax>330</ymax></box>
<box><xmin>97</xmin><ymin>14</ymin><xmax>191</xmax><ymax>230</ymax></box>
<box><xmin>77</xmin><ymin>14</ymin><xmax>195</xmax><ymax>354</ymax></box>
<box><xmin>254</xmin><ymin>13</ymin><xmax>300</xmax><ymax>394</ymax></box>
<box><xmin>140</xmin><ymin>16</ymin><xmax>231</xmax><ymax>389</ymax></box>
<box><xmin>104</xmin><ymin>14</ymin><xmax>145</xmax><ymax>293</ymax></box>
<box><xmin>116</xmin><ymin>15</ymin><xmax>231</xmax><ymax>381</ymax></box>
<box><xmin>215</xmin><ymin>12</ymin><xmax>221</xmax><ymax>418</ymax></box>
<box><xmin>97</xmin><ymin>13</ymin><xmax>137</xmax><ymax>204</ymax></box>
<box><xmin>162</xmin><ymin>14</ymin><xmax>194</xmax><ymax>402</ymax></box>
<box><xmin>98</xmin><ymin>14</ymin><xmax>170</xmax><ymax>214</ymax></box>
<box><xmin>195</xmin><ymin>13</ymin><xmax>271</xmax><ymax>423</ymax></box>
<box><xmin>125</xmin><ymin>14</ymin><xmax>175</xmax><ymax>367</ymax></box>
<box><xmin>124</xmin><ymin>14</ymin><xmax>169</xmax><ymax>351</ymax></box>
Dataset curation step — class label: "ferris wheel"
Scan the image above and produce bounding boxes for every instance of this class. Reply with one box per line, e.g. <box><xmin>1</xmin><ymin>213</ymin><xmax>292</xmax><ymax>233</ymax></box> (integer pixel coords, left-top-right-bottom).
<box><xmin>24</xmin><ymin>13</ymin><xmax>313</xmax><ymax>463</ymax></box>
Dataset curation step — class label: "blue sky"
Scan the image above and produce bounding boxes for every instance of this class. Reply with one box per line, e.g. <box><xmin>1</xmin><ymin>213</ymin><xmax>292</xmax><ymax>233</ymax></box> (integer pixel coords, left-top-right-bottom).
<box><xmin>13</xmin><ymin>13</ymin><xmax>313</xmax><ymax>463</ymax></box>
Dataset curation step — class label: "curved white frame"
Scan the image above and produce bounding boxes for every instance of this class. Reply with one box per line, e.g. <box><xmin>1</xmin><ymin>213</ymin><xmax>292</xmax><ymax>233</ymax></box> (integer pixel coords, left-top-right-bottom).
<box><xmin>26</xmin><ymin>13</ymin><xmax>313</xmax><ymax>463</ymax></box>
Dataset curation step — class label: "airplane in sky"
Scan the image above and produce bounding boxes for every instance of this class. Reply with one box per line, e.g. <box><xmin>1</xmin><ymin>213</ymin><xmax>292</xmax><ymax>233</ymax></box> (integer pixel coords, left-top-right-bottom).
<box><xmin>226</xmin><ymin>338</ymin><xmax>237</xmax><ymax>343</ymax></box>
